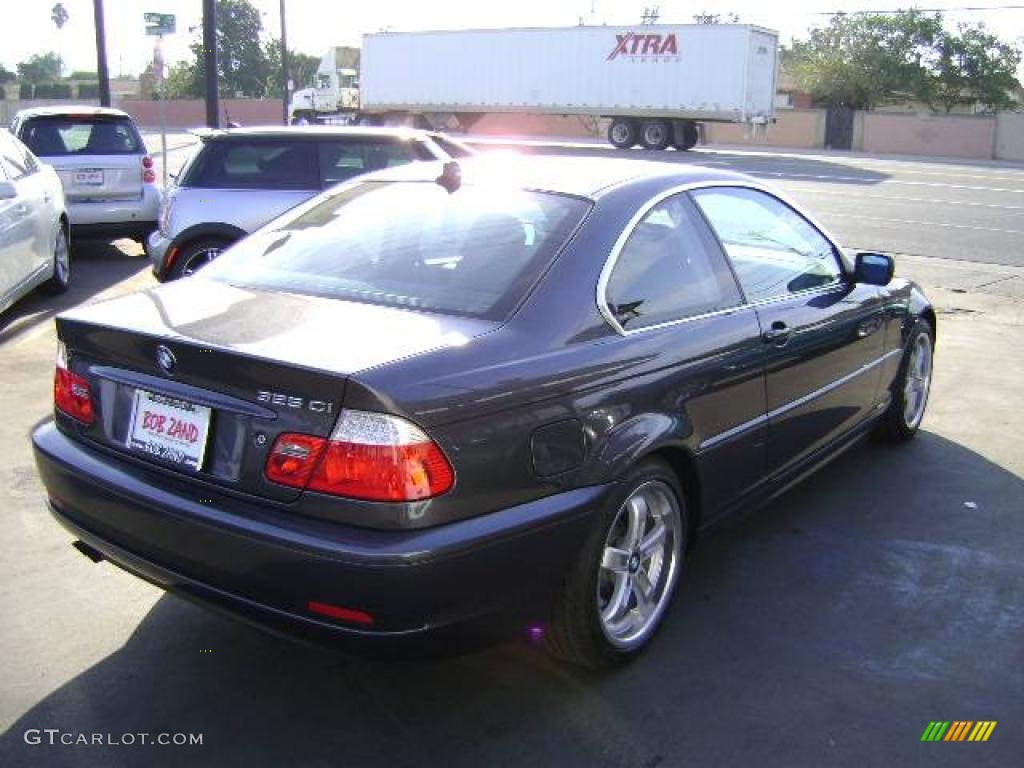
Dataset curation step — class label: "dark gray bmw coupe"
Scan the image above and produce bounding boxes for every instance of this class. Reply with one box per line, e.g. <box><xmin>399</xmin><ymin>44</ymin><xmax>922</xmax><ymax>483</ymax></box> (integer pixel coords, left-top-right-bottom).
<box><xmin>33</xmin><ymin>155</ymin><xmax>935</xmax><ymax>668</ymax></box>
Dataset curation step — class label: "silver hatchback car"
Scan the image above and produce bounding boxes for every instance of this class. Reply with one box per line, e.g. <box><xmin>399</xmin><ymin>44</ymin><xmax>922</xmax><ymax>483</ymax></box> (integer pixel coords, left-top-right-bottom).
<box><xmin>148</xmin><ymin>126</ymin><xmax>474</xmax><ymax>280</ymax></box>
<box><xmin>11</xmin><ymin>106</ymin><xmax>159</xmax><ymax>250</ymax></box>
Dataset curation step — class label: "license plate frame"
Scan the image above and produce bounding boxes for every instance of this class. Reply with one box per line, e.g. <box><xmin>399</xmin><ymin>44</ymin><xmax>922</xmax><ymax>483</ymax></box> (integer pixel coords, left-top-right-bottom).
<box><xmin>127</xmin><ymin>389</ymin><xmax>212</xmax><ymax>472</ymax></box>
<box><xmin>73</xmin><ymin>169</ymin><xmax>104</xmax><ymax>187</ymax></box>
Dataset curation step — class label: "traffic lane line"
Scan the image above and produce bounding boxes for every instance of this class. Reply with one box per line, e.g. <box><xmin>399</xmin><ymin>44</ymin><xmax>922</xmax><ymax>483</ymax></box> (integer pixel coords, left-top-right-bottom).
<box><xmin>777</xmin><ymin>185</ymin><xmax>1024</xmax><ymax>212</ymax></box>
<box><xmin>817</xmin><ymin>210</ymin><xmax>1024</xmax><ymax>236</ymax></box>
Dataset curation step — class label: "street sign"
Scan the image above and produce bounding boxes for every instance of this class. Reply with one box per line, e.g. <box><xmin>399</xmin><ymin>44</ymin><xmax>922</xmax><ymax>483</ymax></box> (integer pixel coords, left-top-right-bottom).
<box><xmin>144</xmin><ymin>12</ymin><xmax>175</xmax><ymax>36</ymax></box>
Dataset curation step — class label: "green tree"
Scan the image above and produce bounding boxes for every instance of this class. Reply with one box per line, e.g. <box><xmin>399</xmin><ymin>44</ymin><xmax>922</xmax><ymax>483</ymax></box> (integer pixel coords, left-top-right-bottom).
<box><xmin>928</xmin><ymin>23</ymin><xmax>1022</xmax><ymax>112</ymax></box>
<box><xmin>787</xmin><ymin>10</ymin><xmax>942</xmax><ymax>108</ymax></box>
<box><xmin>188</xmin><ymin>0</ymin><xmax>270</xmax><ymax>97</ymax></box>
<box><xmin>0</xmin><ymin>64</ymin><xmax>16</xmax><ymax>84</ymax></box>
<box><xmin>262</xmin><ymin>42</ymin><xmax>320</xmax><ymax>95</ymax></box>
<box><xmin>17</xmin><ymin>52</ymin><xmax>63</xmax><ymax>84</ymax></box>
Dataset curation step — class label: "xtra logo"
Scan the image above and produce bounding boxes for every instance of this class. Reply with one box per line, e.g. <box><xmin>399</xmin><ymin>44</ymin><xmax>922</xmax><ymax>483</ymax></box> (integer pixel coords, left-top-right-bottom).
<box><xmin>921</xmin><ymin>721</ymin><xmax>997</xmax><ymax>742</ymax></box>
<box><xmin>607</xmin><ymin>31</ymin><xmax>679</xmax><ymax>61</ymax></box>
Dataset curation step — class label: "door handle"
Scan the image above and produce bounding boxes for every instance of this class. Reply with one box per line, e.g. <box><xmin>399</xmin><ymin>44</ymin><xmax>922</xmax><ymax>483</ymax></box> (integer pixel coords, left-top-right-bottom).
<box><xmin>762</xmin><ymin>321</ymin><xmax>791</xmax><ymax>345</ymax></box>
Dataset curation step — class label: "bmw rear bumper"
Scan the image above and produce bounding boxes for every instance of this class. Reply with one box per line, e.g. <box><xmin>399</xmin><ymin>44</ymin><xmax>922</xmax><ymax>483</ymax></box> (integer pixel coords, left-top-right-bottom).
<box><xmin>33</xmin><ymin>422</ymin><xmax>603</xmax><ymax>644</ymax></box>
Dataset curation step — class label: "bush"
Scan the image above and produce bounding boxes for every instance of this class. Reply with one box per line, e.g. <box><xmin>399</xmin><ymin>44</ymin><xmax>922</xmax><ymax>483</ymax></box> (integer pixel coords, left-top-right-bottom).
<box><xmin>76</xmin><ymin>82</ymin><xmax>99</xmax><ymax>99</ymax></box>
<box><xmin>33</xmin><ymin>83</ymin><xmax>72</xmax><ymax>99</ymax></box>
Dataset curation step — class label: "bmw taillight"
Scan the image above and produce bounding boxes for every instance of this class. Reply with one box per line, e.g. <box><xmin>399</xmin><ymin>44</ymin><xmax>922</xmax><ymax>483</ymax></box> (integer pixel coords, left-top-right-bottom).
<box><xmin>265</xmin><ymin>410</ymin><xmax>454</xmax><ymax>502</ymax></box>
<box><xmin>142</xmin><ymin>155</ymin><xmax>156</xmax><ymax>184</ymax></box>
<box><xmin>54</xmin><ymin>340</ymin><xmax>94</xmax><ymax>425</ymax></box>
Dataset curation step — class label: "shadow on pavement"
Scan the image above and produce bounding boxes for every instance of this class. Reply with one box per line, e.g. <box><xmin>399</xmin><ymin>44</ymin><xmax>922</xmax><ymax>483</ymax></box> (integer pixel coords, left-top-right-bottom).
<box><xmin>469</xmin><ymin>139</ymin><xmax>892</xmax><ymax>186</ymax></box>
<box><xmin>0</xmin><ymin>240</ymin><xmax>152</xmax><ymax>347</ymax></box>
<box><xmin>1</xmin><ymin>431</ymin><xmax>1021</xmax><ymax>767</ymax></box>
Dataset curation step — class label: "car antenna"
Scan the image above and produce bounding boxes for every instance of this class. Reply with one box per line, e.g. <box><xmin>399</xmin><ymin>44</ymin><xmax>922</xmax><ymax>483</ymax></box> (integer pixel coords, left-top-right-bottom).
<box><xmin>436</xmin><ymin>161</ymin><xmax>461</xmax><ymax>193</ymax></box>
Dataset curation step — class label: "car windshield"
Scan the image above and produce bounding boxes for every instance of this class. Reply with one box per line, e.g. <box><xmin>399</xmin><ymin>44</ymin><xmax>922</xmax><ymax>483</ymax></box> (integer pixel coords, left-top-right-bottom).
<box><xmin>20</xmin><ymin>115</ymin><xmax>143</xmax><ymax>157</ymax></box>
<box><xmin>199</xmin><ymin>180</ymin><xmax>590</xmax><ymax>321</ymax></box>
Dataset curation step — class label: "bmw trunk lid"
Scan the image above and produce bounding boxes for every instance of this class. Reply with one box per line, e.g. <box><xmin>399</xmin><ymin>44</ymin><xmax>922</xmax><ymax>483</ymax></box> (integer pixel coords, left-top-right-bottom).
<box><xmin>54</xmin><ymin>278</ymin><xmax>496</xmax><ymax>501</ymax></box>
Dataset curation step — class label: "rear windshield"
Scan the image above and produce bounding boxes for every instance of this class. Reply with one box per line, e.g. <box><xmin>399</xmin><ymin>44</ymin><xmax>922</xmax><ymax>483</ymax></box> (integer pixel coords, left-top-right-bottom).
<box><xmin>20</xmin><ymin>115</ymin><xmax>143</xmax><ymax>157</ymax></box>
<box><xmin>199</xmin><ymin>181</ymin><xmax>591</xmax><ymax>321</ymax></box>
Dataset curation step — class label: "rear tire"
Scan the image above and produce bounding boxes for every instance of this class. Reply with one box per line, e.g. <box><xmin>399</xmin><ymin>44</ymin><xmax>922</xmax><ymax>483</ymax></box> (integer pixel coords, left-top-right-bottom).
<box><xmin>875</xmin><ymin>319</ymin><xmax>934</xmax><ymax>442</ymax></box>
<box><xmin>169</xmin><ymin>237</ymin><xmax>230</xmax><ymax>280</ymax></box>
<box><xmin>672</xmin><ymin>120</ymin><xmax>699</xmax><ymax>151</ymax></box>
<box><xmin>39</xmin><ymin>224</ymin><xmax>70</xmax><ymax>295</ymax></box>
<box><xmin>639</xmin><ymin>120</ymin><xmax>671</xmax><ymax>150</ymax></box>
<box><xmin>546</xmin><ymin>458</ymin><xmax>687</xmax><ymax>669</ymax></box>
<box><xmin>607</xmin><ymin>118</ymin><xmax>639</xmax><ymax>149</ymax></box>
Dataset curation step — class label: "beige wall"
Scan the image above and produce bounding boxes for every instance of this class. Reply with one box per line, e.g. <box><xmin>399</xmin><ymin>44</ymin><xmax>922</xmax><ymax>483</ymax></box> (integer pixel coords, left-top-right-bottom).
<box><xmin>0</xmin><ymin>98</ymin><xmax>285</xmax><ymax>129</ymax></box>
<box><xmin>704</xmin><ymin>110</ymin><xmax>825</xmax><ymax>148</ymax></box>
<box><xmin>995</xmin><ymin>112</ymin><xmax>1024</xmax><ymax>162</ymax></box>
<box><xmin>119</xmin><ymin>99</ymin><xmax>285</xmax><ymax>128</ymax></box>
<box><xmin>861</xmin><ymin>112</ymin><xmax>996</xmax><ymax>159</ymax></box>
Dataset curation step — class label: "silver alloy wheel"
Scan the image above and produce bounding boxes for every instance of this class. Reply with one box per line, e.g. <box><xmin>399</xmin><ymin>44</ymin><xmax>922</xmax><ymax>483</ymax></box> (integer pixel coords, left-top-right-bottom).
<box><xmin>597</xmin><ymin>479</ymin><xmax>682</xmax><ymax>649</ymax></box>
<box><xmin>53</xmin><ymin>227</ymin><xmax>70</xmax><ymax>285</ymax></box>
<box><xmin>611</xmin><ymin>122</ymin><xmax>632</xmax><ymax>145</ymax></box>
<box><xmin>903</xmin><ymin>333</ymin><xmax>933</xmax><ymax>429</ymax></box>
<box><xmin>182</xmin><ymin>247</ymin><xmax>221</xmax><ymax>277</ymax></box>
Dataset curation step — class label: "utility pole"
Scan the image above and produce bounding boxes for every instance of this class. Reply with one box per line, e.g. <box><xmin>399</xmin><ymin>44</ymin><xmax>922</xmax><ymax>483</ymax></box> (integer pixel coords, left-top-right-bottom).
<box><xmin>93</xmin><ymin>0</ymin><xmax>111</xmax><ymax>106</ymax></box>
<box><xmin>203</xmin><ymin>0</ymin><xmax>219</xmax><ymax>128</ymax></box>
<box><xmin>280</xmin><ymin>0</ymin><xmax>290</xmax><ymax>125</ymax></box>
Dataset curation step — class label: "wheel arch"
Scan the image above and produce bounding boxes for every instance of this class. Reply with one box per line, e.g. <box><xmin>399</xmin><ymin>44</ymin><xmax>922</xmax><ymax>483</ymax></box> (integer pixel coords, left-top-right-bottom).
<box><xmin>162</xmin><ymin>223</ymin><xmax>248</xmax><ymax>278</ymax></box>
<box><xmin>645</xmin><ymin>445</ymin><xmax>703</xmax><ymax>549</ymax></box>
<box><xmin>580</xmin><ymin>411</ymin><xmax>703</xmax><ymax>547</ymax></box>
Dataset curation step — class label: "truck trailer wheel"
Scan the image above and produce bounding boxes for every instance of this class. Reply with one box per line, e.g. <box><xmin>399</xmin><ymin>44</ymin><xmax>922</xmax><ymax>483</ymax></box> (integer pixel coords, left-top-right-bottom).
<box><xmin>672</xmin><ymin>120</ymin><xmax>699</xmax><ymax>151</ymax></box>
<box><xmin>640</xmin><ymin>120</ymin><xmax>671</xmax><ymax>150</ymax></box>
<box><xmin>607</xmin><ymin>118</ymin><xmax>639</xmax><ymax>149</ymax></box>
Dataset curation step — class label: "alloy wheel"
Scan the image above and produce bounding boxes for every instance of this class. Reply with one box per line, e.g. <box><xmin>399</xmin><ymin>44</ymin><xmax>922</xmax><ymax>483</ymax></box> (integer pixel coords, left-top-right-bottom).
<box><xmin>597</xmin><ymin>480</ymin><xmax>682</xmax><ymax>649</ymax></box>
<box><xmin>903</xmin><ymin>333</ymin><xmax>933</xmax><ymax>429</ymax></box>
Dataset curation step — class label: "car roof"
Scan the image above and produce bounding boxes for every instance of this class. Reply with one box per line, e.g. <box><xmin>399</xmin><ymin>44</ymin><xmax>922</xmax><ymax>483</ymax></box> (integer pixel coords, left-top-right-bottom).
<box><xmin>195</xmin><ymin>125</ymin><xmax>439</xmax><ymax>142</ymax></box>
<box><xmin>360</xmin><ymin>154</ymin><xmax>755</xmax><ymax>199</ymax></box>
<box><xmin>14</xmin><ymin>105</ymin><xmax>133</xmax><ymax>120</ymax></box>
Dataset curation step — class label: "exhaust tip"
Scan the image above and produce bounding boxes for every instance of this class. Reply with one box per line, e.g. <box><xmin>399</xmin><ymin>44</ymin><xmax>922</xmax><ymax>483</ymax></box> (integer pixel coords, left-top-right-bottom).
<box><xmin>72</xmin><ymin>540</ymin><xmax>104</xmax><ymax>564</ymax></box>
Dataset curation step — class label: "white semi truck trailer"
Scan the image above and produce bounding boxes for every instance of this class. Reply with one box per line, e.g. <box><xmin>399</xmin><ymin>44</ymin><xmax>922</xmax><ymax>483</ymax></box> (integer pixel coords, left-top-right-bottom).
<box><xmin>290</xmin><ymin>24</ymin><xmax>778</xmax><ymax>151</ymax></box>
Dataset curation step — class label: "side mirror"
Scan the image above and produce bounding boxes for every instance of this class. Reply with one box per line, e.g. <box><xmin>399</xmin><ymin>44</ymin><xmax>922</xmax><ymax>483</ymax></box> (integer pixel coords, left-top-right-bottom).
<box><xmin>853</xmin><ymin>252</ymin><xmax>894</xmax><ymax>286</ymax></box>
<box><xmin>0</xmin><ymin>180</ymin><xmax>17</xmax><ymax>200</ymax></box>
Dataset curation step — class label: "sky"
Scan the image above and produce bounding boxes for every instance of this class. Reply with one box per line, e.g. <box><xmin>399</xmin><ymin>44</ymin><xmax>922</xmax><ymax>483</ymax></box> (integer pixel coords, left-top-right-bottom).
<box><xmin>3</xmin><ymin>0</ymin><xmax>1023</xmax><ymax>78</ymax></box>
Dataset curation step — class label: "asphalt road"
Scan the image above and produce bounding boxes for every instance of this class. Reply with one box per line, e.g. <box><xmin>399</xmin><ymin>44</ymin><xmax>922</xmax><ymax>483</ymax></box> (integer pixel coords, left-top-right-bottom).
<box><xmin>0</xmin><ymin>136</ymin><xmax>1021</xmax><ymax>767</ymax></box>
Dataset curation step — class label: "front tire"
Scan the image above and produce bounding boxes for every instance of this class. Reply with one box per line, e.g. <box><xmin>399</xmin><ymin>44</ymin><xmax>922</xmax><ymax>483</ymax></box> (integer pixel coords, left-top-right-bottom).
<box><xmin>876</xmin><ymin>319</ymin><xmax>934</xmax><ymax>442</ymax></box>
<box><xmin>607</xmin><ymin>118</ymin><xmax>639</xmax><ymax>149</ymax></box>
<box><xmin>169</xmin><ymin>237</ymin><xmax>230</xmax><ymax>280</ymax></box>
<box><xmin>39</xmin><ymin>224</ymin><xmax>70</xmax><ymax>295</ymax></box>
<box><xmin>546</xmin><ymin>458</ymin><xmax>687</xmax><ymax>669</ymax></box>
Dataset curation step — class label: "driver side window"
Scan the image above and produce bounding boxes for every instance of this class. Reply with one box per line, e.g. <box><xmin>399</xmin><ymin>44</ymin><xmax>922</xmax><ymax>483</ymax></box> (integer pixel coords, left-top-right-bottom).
<box><xmin>691</xmin><ymin>187</ymin><xmax>842</xmax><ymax>302</ymax></box>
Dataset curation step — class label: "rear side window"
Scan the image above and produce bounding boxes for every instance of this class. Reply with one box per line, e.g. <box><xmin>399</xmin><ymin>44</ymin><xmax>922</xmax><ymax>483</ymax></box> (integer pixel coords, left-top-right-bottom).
<box><xmin>183</xmin><ymin>140</ymin><xmax>318</xmax><ymax>190</ymax></box>
<box><xmin>691</xmin><ymin>187</ymin><xmax>842</xmax><ymax>301</ymax></box>
<box><xmin>200</xmin><ymin>181</ymin><xmax>591</xmax><ymax>321</ymax></box>
<box><xmin>604</xmin><ymin>194</ymin><xmax>742</xmax><ymax>331</ymax></box>
<box><xmin>317</xmin><ymin>140</ymin><xmax>415</xmax><ymax>188</ymax></box>
<box><xmin>20</xmin><ymin>115</ymin><xmax>143</xmax><ymax>156</ymax></box>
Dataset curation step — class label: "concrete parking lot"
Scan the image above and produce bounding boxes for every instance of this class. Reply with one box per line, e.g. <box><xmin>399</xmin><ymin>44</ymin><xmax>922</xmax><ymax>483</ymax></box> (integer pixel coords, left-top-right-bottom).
<box><xmin>0</xmin><ymin>138</ymin><xmax>1021</xmax><ymax>766</ymax></box>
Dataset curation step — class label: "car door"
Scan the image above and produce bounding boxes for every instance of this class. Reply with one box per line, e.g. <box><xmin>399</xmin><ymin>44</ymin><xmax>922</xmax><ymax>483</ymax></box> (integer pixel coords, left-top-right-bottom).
<box><xmin>692</xmin><ymin>186</ymin><xmax>887</xmax><ymax>478</ymax></box>
<box><xmin>0</xmin><ymin>133</ymin><xmax>56</xmax><ymax>273</ymax></box>
<box><xmin>601</xmin><ymin>192</ymin><xmax>767</xmax><ymax>517</ymax></box>
<box><xmin>182</xmin><ymin>138</ymin><xmax>320</xmax><ymax>231</ymax></box>
<box><xmin>0</xmin><ymin>136</ymin><xmax>44</xmax><ymax>297</ymax></box>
